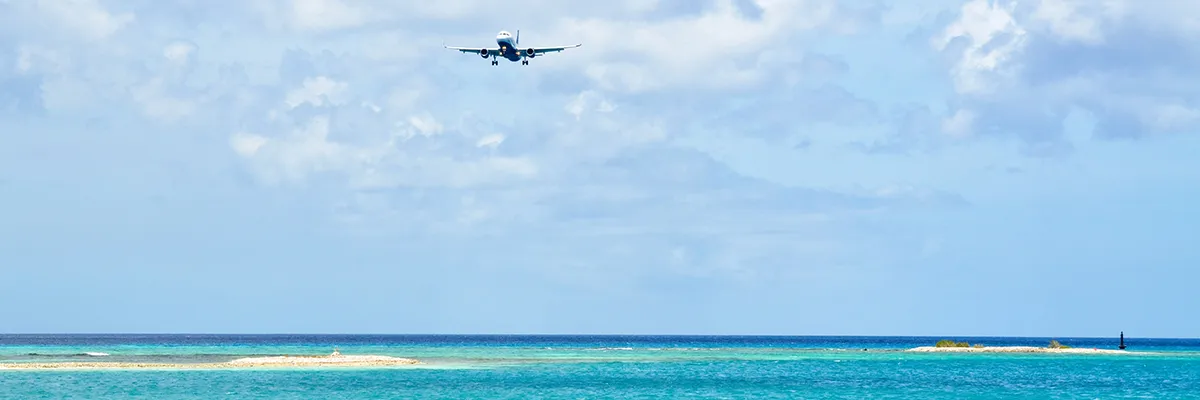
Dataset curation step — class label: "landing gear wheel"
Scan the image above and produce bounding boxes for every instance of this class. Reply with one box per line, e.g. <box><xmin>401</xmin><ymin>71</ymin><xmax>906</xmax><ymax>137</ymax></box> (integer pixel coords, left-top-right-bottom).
<box><xmin>491</xmin><ymin>60</ymin><xmax>498</xmax><ymax>66</ymax></box>
<box><xmin>522</xmin><ymin>60</ymin><xmax>528</xmax><ymax>65</ymax></box>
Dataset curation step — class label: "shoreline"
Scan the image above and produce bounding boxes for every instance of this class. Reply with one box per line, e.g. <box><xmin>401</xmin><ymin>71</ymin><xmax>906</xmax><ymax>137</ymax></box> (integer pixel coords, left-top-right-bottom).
<box><xmin>906</xmin><ymin>346</ymin><xmax>1131</xmax><ymax>354</ymax></box>
<box><xmin>0</xmin><ymin>354</ymin><xmax>421</xmax><ymax>370</ymax></box>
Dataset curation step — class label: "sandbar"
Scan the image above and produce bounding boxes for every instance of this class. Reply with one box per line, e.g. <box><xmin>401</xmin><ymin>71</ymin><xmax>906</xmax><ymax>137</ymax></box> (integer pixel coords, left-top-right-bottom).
<box><xmin>906</xmin><ymin>346</ymin><xmax>1130</xmax><ymax>354</ymax></box>
<box><xmin>0</xmin><ymin>354</ymin><xmax>420</xmax><ymax>370</ymax></box>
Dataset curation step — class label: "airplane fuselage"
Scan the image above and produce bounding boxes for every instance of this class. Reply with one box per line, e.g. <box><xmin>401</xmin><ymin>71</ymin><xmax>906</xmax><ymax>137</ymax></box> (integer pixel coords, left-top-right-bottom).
<box><xmin>495</xmin><ymin>31</ymin><xmax>529</xmax><ymax>62</ymax></box>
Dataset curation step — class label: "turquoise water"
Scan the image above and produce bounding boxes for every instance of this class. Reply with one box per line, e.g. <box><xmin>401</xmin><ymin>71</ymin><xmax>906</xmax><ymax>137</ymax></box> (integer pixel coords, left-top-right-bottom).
<box><xmin>3</xmin><ymin>335</ymin><xmax>1199</xmax><ymax>398</ymax></box>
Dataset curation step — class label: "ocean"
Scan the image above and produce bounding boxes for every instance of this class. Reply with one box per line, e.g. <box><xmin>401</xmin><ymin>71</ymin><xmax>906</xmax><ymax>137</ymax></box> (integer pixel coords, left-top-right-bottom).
<box><xmin>2</xmin><ymin>335</ymin><xmax>1198</xmax><ymax>399</ymax></box>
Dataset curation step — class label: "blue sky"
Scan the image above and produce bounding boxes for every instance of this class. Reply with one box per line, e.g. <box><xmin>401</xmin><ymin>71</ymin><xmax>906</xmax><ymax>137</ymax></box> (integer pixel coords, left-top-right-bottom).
<box><xmin>1</xmin><ymin>0</ymin><xmax>1198</xmax><ymax>337</ymax></box>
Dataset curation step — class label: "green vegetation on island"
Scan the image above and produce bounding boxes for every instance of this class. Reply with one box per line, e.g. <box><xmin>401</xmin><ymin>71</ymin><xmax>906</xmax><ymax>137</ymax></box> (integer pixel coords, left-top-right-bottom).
<box><xmin>934</xmin><ymin>340</ymin><xmax>983</xmax><ymax>348</ymax></box>
<box><xmin>1048</xmin><ymin>340</ymin><xmax>1070</xmax><ymax>349</ymax></box>
<box><xmin>933</xmin><ymin>339</ymin><xmax>1074</xmax><ymax>349</ymax></box>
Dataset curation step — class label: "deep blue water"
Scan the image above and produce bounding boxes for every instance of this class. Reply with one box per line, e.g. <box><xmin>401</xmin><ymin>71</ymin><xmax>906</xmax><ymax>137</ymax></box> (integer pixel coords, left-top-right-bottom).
<box><xmin>3</xmin><ymin>335</ymin><xmax>1199</xmax><ymax>399</ymax></box>
<box><xmin>3</xmin><ymin>334</ymin><xmax>1191</xmax><ymax>349</ymax></box>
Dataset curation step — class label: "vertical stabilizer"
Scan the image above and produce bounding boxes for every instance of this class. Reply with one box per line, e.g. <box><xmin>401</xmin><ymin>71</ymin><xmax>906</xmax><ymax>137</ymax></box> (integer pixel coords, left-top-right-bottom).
<box><xmin>516</xmin><ymin>30</ymin><xmax>520</xmax><ymax>45</ymax></box>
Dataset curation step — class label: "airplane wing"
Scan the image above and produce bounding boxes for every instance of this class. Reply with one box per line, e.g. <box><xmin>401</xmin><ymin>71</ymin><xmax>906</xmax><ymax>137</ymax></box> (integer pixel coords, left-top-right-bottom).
<box><xmin>445</xmin><ymin>44</ymin><xmax>497</xmax><ymax>56</ymax></box>
<box><xmin>525</xmin><ymin>44</ymin><xmax>582</xmax><ymax>56</ymax></box>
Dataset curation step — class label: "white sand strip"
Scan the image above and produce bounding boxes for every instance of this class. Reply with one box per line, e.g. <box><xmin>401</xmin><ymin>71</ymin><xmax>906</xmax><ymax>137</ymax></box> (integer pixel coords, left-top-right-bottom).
<box><xmin>906</xmin><ymin>346</ymin><xmax>1130</xmax><ymax>354</ymax></box>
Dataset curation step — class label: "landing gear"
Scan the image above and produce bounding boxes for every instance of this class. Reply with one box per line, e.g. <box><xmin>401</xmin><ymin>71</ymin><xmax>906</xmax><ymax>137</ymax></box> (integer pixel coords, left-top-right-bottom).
<box><xmin>522</xmin><ymin>60</ymin><xmax>528</xmax><ymax>65</ymax></box>
<box><xmin>492</xmin><ymin>60</ymin><xmax>498</xmax><ymax>66</ymax></box>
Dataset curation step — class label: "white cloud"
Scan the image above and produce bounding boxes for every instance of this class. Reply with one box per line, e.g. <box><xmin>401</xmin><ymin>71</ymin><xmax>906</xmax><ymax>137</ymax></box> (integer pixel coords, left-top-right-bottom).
<box><xmin>1146</xmin><ymin>103</ymin><xmax>1200</xmax><ymax>132</ymax></box>
<box><xmin>35</xmin><ymin>0</ymin><xmax>134</xmax><ymax>41</ymax></box>
<box><xmin>236</xmin><ymin>116</ymin><xmax>356</xmax><ymax>185</ymax></box>
<box><xmin>289</xmin><ymin>0</ymin><xmax>369</xmax><ymax>31</ymax></box>
<box><xmin>405</xmin><ymin>113</ymin><xmax>443</xmax><ymax>137</ymax></box>
<box><xmin>129</xmin><ymin>77</ymin><xmax>197</xmax><ymax>121</ymax></box>
<box><xmin>361</xmin><ymin>101</ymin><xmax>381</xmax><ymax>113</ymax></box>
<box><xmin>516</xmin><ymin>0</ymin><xmax>879</xmax><ymax>92</ymax></box>
<box><xmin>230</xmin><ymin>132</ymin><xmax>269</xmax><ymax>157</ymax></box>
<box><xmin>385</xmin><ymin>0</ymin><xmax>699</xmax><ymax>20</ymax></box>
<box><xmin>231</xmin><ymin>103</ymin><xmax>537</xmax><ymax>190</ymax></box>
<box><xmin>932</xmin><ymin>0</ymin><xmax>1200</xmax><ymax>144</ymax></box>
<box><xmin>162</xmin><ymin>41</ymin><xmax>198</xmax><ymax>65</ymax></box>
<box><xmin>1030</xmin><ymin>0</ymin><xmax>1106</xmax><ymax>44</ymax></box>
<box><xmin>120</xmin><ymin>41</ymin><xmax>210</xmax><ymax>121</ymax></box>
<box><xmin>250</xmin><ymin>0</ymin><xmax>371</xmax><ymax>32</ymax></box>
<box><xmin>476</xmin><ymin>133</ymin><xmax>504</xmax><ymax>149</ymax></box>
<box><xmin>285</xmin><ymin>76</ymin><xmax>349</xmax><ymax>108</ymax></box>
<box><xmin>934</xmin><ymin>0</ymin><xmax>1027</xmax><ymax>95</ymax></box>
<box><xmin>565</xmin><ymin>90</ymin><xmax>615</xmax><ymax>120</ymax></box>
<box><xmin>941</xmin><ymin>109</ymin><xmax>974</xmax><ymax>138</ymax></box>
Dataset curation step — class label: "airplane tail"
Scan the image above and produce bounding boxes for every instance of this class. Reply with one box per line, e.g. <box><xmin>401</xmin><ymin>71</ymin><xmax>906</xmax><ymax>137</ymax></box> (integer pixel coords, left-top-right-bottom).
<box><xmin>516</xmin><ymin>30</ymin><xmax>520</xmax><ymax>45</ymax></box>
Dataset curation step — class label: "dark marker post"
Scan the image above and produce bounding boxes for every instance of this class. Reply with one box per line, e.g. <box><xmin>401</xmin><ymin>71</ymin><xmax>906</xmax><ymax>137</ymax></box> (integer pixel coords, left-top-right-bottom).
<box><xmin>1119</xmin><ymin>332</ymin><xmax>1126</xmax><ymax>350</ymax></box>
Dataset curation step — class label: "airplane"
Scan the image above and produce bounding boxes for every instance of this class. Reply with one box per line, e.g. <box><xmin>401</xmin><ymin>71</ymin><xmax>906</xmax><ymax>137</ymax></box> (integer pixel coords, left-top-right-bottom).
<box><xmin>444</xmin><ymin>30</ymin><xmax>581</xmax><ymax>66</ymax></box>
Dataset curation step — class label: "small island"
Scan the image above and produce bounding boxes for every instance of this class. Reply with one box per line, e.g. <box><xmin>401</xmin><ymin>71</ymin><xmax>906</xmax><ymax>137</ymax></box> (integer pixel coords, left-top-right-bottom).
<box><xmin>906</xmin><ymin>339</ymin><xmax>1130</xmax><ymax>354</ymax></box>
<box><xmin>0</xmin><ymin>349</ymin><xmax>421</xmax><ymax>370</ymax></box>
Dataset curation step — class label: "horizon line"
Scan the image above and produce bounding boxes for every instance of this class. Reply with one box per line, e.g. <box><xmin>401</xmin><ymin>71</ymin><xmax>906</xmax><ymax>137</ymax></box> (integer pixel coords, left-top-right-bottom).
<box><xmin>0</xmin><ymin>333</ymin><xmax>1184</xmax><ymax>339</ymax></box>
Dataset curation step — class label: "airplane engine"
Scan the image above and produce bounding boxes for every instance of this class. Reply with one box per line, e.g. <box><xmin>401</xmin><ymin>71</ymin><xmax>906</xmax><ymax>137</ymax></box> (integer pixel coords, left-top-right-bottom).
<box><xmin>525</xmin><ymin>48</ymin><xmax>536</xmax><ymax>58</ymax></box>
<box><xmin>479</xmin><ymin>49</ymin><xmax>489</xmax><ymax>58</ymax></box>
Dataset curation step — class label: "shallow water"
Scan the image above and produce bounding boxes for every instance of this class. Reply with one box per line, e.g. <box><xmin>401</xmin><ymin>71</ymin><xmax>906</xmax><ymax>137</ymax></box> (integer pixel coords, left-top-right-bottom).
<box><xmin>3</xmin><ymin>335</ymin><xmax>1198</xmax><ymax>399</ymax></box>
